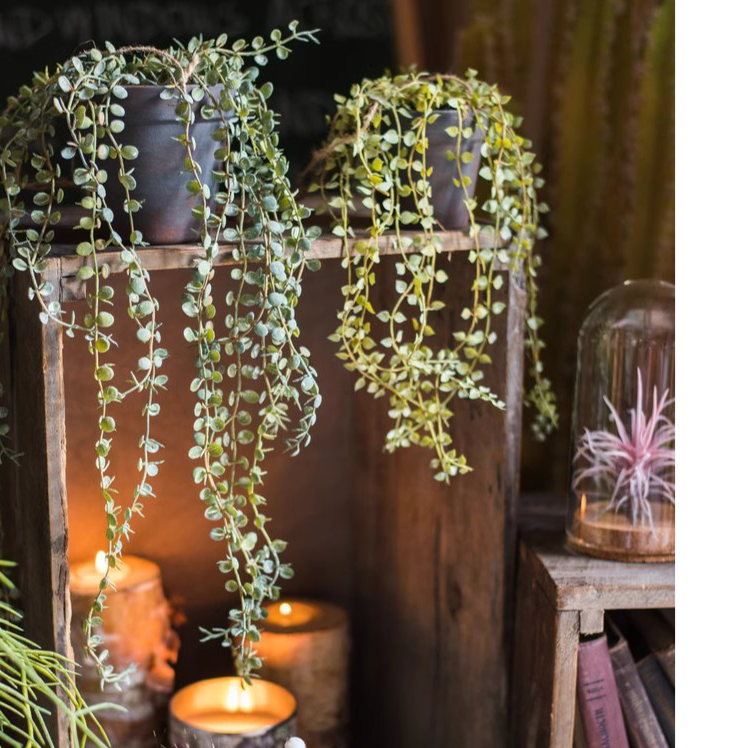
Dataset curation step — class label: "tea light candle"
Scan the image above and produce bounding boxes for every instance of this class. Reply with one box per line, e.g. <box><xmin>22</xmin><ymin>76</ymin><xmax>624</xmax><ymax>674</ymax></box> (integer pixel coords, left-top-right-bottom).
<box><xmin>170</xmin><ymin>677</ymin><xmax>297</xmax><ymax>748</ymax></box>
<box><xmin>69</xmin><ymin>552</ymin><xmax>179</xmax><ymax>748</ymax></box>
<box><xmin>255</xmin><ymin>599</ymin><xmax>350</xmax><ymax>748</ymax></box>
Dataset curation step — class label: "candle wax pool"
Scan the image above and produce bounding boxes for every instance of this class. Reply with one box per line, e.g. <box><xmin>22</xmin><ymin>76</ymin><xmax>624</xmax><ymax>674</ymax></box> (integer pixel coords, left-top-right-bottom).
<box><xmin>183</xmin><ymin>710</ymin><xmax>279</xmax><ymax>734</ymax></box>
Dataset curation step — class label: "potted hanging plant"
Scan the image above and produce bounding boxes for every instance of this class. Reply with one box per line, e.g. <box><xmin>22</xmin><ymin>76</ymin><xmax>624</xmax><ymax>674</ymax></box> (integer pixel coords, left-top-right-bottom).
<box><xmin>307</xmin><ymin>70</ymin><xmax>557</xmax><ymax>481</ymax></box>
<box><xmin>0</xmin><ymin>27</ymin><xmax>322</xmax><ymax>685</ymax></box>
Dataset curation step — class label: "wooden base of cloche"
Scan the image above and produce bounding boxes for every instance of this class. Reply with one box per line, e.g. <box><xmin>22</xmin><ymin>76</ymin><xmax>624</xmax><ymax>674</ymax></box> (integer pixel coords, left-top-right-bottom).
<box><xmin>567</xmin><ymin>501</ymin><xmax>674</xmax><ymax>563</ymax></box>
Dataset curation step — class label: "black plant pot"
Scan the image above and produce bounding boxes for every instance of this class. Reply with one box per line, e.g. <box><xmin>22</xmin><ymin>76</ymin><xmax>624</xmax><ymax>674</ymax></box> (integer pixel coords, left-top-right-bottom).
<box><xmin>415</xmin><ymin>109</ymin><xmax>484</xmax><ymax>231</ymax></box>
<box><xmin>102</xmin><ymin>85</ymin><xmax>221</xmax><ymax>246</ymax></box>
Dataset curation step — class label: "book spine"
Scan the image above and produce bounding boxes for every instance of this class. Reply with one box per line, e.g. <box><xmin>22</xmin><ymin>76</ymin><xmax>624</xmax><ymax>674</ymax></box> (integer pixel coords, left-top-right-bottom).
<box><xmin>577</xmin><ymin>635</ymin><xmax>630</xmax><ymax>748</ymax></box>
<box><xmin>627</xmin><ymin>610</ymin><xmax>675</xmax><ymax>687</ymax></box>
<box><xmin>575</xmin><ymin>703</ymin><xmax>590</xmax><ymax>748</ymax></box>
<box><xmin>610</xmin><ymin>638</ymin><xmax>668</xmax><ymax>748</ymax></box>
<box><xmin>637</xmin><ymin>655</ymin><xmax>675</xmax><ymax>747</ymax></box>
<box><xmin>654</xmin><ymin>646</ymin><xmax>675</xmax><ymax>687</ymax></box>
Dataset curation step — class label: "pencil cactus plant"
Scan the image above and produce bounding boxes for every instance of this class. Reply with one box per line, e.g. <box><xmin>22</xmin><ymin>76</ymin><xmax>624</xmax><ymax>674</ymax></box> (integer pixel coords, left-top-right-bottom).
<box><xmin>0</xmin><ymin>560</ymin><xmax>114</xmax><ymax>746</ymax></box>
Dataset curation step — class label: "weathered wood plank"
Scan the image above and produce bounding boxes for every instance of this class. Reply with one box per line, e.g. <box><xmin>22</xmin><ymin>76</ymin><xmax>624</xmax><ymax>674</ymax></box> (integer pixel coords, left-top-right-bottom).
<box><xmin>54</xmin><ymin>230</ymin><xmax>498</xmax><ymax>301</ymax></box>
<box><xmin>579</xmin><ymin>608</ymin><xmax>605</xmax><ymax>635</ymax></box>
<box><xmin>510</xmin><ymin>540</ymin><xmax>580</xmax><ymax>748</ymax></box>
<box><xmin>352</xmin><ymin>255</ymin><xmax>526</xmax><ymax>748</ymax></box>
<box><xmin>0</xmin><ymin>265</ymin><xmax>72</xmax><ymax>747</ymax></box>
<box><xmin>527</xmin><ymin>538</ymin><xmax>675</xmax><ymax>612</ymax></box>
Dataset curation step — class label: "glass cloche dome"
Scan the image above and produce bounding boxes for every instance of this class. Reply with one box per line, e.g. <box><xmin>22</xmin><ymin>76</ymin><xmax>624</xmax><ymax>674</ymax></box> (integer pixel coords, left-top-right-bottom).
<box><xmin>567</xmin><ymin>280</ymin><xmax>675</xmax><ymax>562</ymax></box>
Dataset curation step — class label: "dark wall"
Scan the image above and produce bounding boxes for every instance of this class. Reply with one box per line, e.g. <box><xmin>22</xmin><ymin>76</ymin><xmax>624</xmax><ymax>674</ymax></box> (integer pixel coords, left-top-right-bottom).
<box><xmin>0</xmin><ymin>0</ymin><xmax>395</xmax><ymax>174</ymax></box>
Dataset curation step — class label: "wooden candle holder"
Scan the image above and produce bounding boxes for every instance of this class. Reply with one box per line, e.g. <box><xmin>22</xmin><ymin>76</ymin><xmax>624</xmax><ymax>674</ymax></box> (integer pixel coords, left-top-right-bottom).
<box><xmin>169</xmin><ymin>678</ymin><xmax>297</xmax><ymax>748</ymax></box>
<box><xmin>567</xmin><ymin>501</ymin><xmax>675</xmax><ymax>562</ymax></box>
<box><xmin>255</xmin><ymin>600</ymin><xmax>350</xmax><ymax>748</ymax></box>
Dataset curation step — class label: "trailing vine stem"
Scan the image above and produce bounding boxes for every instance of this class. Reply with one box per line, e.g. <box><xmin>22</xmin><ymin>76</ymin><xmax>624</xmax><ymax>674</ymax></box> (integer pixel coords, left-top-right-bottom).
<box><xmin>0</xmin><ymin>26</ymin><xmax>320</xmax><ymax>687</ymax></box>
<box><xmin>309</xmin><ymin>70</ymin><xmax>558</xmax><ymax>481</ymax></box>
<box><xmin>177</xmin><ymin>31</ymin><xmax>322</xmax><ymax>680</ymax></box>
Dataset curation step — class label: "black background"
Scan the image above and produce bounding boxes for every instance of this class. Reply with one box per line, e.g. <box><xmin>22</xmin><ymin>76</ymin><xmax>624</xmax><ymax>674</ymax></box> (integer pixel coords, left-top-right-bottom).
<box><xmin>0</xmin><ymin>0</ymin><xmax>395</xmax><ymax>173</ymax></box>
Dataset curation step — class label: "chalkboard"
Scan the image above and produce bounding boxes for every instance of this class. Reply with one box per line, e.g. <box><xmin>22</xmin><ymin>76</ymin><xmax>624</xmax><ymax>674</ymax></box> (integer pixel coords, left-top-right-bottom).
<box><xmin>0</xmin><ymin>0</ymin><xmax>396</xmax><ymax>172</ymax></box>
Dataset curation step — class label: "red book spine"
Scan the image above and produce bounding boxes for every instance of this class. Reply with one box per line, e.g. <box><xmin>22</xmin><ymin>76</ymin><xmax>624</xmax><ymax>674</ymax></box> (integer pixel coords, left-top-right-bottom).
<box><xmin>577</xmin><ymin>635</ymin><xmax>630</xmax><ymax>748</ymax></box>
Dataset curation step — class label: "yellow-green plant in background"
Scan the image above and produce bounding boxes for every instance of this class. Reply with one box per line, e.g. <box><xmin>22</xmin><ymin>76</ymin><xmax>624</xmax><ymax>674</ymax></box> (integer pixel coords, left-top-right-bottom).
<box><xmin>309</xmin><ymin>71</ymin><xmax>557</xmax><ymax>482</ymax></box>
<box><xmin>459</xmin><ymin>0</ymin><xmax>674</xmax><ymax>484</ymax></box>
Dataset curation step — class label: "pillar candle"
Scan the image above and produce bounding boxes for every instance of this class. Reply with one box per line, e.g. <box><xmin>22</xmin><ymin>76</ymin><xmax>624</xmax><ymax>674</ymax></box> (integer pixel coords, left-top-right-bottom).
<box><xmin>69</xmin><ymin>552</ymin><xmax>179</xmax><ymax>748</ymax></box>
<box><xmin>254</xmin><ymin>599</ymin><xmax>350</xmax><ymax>748</ymax></box>
<box><xmin>169</xmin><ymin>677</ymin><xmax>297</xmax><ymax>748</ymax></box>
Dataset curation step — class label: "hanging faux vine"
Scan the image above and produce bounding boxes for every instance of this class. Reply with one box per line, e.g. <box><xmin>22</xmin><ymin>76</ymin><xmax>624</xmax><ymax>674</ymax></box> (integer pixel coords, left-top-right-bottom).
<box><xmin>0</xmin><ymin>27</ymin><xmax>320</xmax><ymax>685</ymax></box>
<box><xmin>308</xmin><ymin>70</ymin><xmax>558</xmax><ymax>481</ymax></box>
<box><xmin>176</xmin><ymin>33</ymin><xmax>323</xmax><ymax>682</ymax></box>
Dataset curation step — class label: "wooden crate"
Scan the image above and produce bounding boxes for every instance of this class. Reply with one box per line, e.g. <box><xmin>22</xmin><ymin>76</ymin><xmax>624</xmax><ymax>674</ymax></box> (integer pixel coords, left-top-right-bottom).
<box><xmin>510</xmin><ymin>535</ymin><xmax>675</xmax><ymax>748</ymax></box>
<box><xmin>0</xmin><ymin>231</ymin><xmax>526</xmax><ymax>748</ymax></box>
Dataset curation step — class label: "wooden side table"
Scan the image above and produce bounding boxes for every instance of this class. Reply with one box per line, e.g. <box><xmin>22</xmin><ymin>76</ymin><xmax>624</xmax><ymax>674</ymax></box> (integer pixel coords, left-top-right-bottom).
<box><xmin>510</xmin><ymin>535</ymin><xmax>675</xmax><ymax>747</ymax></box>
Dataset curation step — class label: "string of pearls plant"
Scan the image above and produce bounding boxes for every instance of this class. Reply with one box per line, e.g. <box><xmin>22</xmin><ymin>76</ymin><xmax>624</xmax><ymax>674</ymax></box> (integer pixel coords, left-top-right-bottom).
<box><xmin>0</xmin><ymin>27</ymin><xmax>321</xmax><ymax>685</ymax></box>
<box><xmin>309</xmin><ymin>70</ymin><xmax>557</xmax><ymax>481</ymax></box>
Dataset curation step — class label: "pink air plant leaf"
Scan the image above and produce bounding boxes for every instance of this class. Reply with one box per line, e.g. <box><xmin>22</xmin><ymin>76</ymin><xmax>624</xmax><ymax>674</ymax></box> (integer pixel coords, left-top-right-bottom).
<box><xmin>573</xmin><ymin>369</ymin><xmax>675</xmax><ymax>529</ymax></box>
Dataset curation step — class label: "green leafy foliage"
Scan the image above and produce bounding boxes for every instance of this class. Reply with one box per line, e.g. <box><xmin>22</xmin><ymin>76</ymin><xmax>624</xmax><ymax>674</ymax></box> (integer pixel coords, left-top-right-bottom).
<box><xmin>0</xmin><ymin>27</ymin><xmax>320</xmax><ymax>686</ymax></box>
<box><xmin>0</xmin><ymin>560</ymin><xmax>116</xmax><ymax>746</ymax></box>
<box><xmin>310</xmin><ymin>70</ymin><xmax>557</xmax><ymax>481</ymax></box>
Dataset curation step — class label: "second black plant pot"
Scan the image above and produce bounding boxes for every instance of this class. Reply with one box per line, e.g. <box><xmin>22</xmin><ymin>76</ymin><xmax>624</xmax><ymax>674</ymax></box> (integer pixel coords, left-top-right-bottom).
<box><xmin>410</xmin><ymin>109</ymin><xmax>484</xmax><ymax>231</ymax></box>
<box><xmin>102</xmin><ymin>85</ymin><xmax>221</xmax><ymax>246</ymax></box>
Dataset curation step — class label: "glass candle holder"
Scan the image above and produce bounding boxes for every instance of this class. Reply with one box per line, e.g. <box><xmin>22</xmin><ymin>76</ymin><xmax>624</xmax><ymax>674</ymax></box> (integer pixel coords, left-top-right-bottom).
<box><xmin>567</xmin><ymin>280</ymin><xmax>675</xmax><ymax>562</ymax></box>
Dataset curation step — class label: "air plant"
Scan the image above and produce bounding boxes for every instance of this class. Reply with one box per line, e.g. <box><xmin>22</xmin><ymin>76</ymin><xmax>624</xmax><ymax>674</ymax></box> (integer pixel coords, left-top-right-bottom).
<box><xmin>573</xmin><ymin>369</ymin><xmax>675</xmax><ymax>529</ymax></box>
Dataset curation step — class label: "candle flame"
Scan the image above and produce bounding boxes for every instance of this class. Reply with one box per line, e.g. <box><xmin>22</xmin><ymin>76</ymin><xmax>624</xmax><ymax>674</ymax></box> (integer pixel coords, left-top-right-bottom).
<box><xmin>279</xmin><ymin>602</ymin><xmax>292</xmax><ymax>616</ymax></box>
<box><xmin>240</xmin><ymin>689</ymin><xmax>252</xmax><ymax>711</ymax></box>
<box><xmin>226</xmin><ymin>681</ymin><xmax>253</xmax><ymax>712</ymax></box>
<box><xmin>580</xmin><ymin>493</ymin><xmax>587</xmax><ymax>518</ymax></box>
<box><xmin>95</xmin><ymin>551</ymin><xmax>108</xmax><ymax>575</ymax></box>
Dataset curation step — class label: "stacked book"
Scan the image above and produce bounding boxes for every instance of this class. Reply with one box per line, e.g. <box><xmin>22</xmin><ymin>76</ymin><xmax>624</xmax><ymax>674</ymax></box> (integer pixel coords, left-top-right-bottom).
<box><xmin>575</xmin><ymin>609</ymin><xmax>675</xmax><ymax>748</ymax></box>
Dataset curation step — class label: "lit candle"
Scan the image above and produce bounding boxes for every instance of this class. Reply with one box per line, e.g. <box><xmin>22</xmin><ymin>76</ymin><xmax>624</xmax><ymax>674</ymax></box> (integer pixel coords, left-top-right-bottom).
<box><xmin>69</xmin><ymin>552</ymin><xmax>178</xmax><ymax>747</ymax></box>
<box><xmin>271</xmin><ymin>600</ymin><xmax>317</xmax><ymax>628</ymax></box>
<box><xmin>255</xmin><ymin>599</ymin><xmax>350</xmax><ymax>748</ymax></box>
<box><xmin>69</xmin><ymin>550</ymin><xmax>130</xmax><ymax>595</ymax></box>
<box><xmin>170</xmin><ymin>677</ymin><xmax>297</xmax><ymax>747</ymax></box>
<box><xmin>69</xmin><ymin>553</ymin><xmax>175</xmax><ymax>673</ymax></box>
